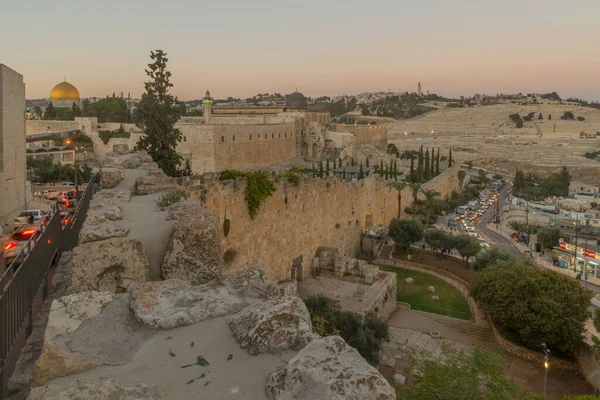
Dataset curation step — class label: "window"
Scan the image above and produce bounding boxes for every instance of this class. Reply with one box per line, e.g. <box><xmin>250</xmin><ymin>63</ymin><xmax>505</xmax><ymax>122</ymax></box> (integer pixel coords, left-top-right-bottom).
<box><xmin>278</xmin><ymin>133</ymin><xmax>281</xmax><ymax>138</ymax></box>
<box><xmin>233</xmin><ymin>135</ymin><xmax>235</xmax><ymax>142</ymax></box>
<box><xmin>221</xmin><ymin>136</ymin><xmax>224</xmax><ymax>142</ymax></box>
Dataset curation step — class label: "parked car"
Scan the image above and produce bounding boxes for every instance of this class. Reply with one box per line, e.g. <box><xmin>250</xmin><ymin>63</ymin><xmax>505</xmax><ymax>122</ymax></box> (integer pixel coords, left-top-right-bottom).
<box><xmin>60</xmin><ymin>182</ymin><xmax>76</xmax><ymax>187</ymax></box>
<box><xmin>44</xmin><ymin>190</ymin><xmax>62</xmax><ymax>200</ymax></box>
<box><xmin>14</xmin><ymin>209</ymin><xmax>49</xmax><ymax>230</ymax></box>
<box><xmin>3</xmin><ymin>226</ymin><xmax>42</xmax><ymax>266</ymax></box>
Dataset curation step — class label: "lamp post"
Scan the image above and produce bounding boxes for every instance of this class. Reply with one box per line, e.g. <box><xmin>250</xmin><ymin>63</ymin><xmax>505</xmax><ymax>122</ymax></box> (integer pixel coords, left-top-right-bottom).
<box><xmin>542</xmin><ymin>343</ymin><xmax>550</xmax><ymax>399</ymax></box>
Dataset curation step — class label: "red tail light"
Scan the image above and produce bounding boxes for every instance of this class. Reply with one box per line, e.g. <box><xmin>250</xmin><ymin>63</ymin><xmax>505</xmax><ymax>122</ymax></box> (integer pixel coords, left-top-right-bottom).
<box><xmin>41</xmin><ymin>220</ymin><xmax>46</xmax><ymax>225</ymax></box>
<box><xmin>21</xmin><ymin>229</ymin><xmax>37</xmax><ymax>236</ymax></box>
<box><xmin>63</xmin><ymin>218</ymin><xmax>69</xmax><ymax>224</ymax></box>
<box><xmin>4</xmin><ymin>242</ymin><xmax>17</xmax><ymax>251</ymax></box>
<box><xmin>65</xmin><ymin>201</ymin><xmax>70</xmax><ymax>206</ymax></box>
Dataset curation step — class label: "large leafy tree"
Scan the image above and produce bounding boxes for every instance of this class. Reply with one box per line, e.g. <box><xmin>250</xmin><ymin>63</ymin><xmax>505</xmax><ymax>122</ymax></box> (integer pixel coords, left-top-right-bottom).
<box><xmin>536</xmin><ymin>226</ymin><xmax>564</xmax><ymax>251</ymax></box>
<box><xmin>473</xmin><ymin>248</ymin><xmax>516</xmax><ymax>271</ymax></box>
<box><xmin>43</xmin><ymin>101</ymin><xmax>56</xmax><ymax>119</ymax></box>
<box><xmin>424</xmin><ymin>229</ymin><xmax>455</xmax><ymax>253</ymax></box>
<box><xmin>420</xmin><ymin>188</ymin><xmax>440</xmax><ymax>225</ymax></box>
<box><xmin>454</xmin><ymin>234</ymin><xmax>482</xmax><ymax>267</ymax></box>
<box><xmin>135</xmin><ymin>49</ymin><xmax>189</xmax><ymax>177</ymax></box>
<box><xmin>471</xmin><ymin>266</ymin><xmax>592</xmax><ymax>353</ymax></box>
<box><xmin>401</xmin><ymin>345</ymin><xmax>521</xmax><ymax>400</ymax></box>
<box><xmin>389</xmin><ymin>218</ymin><xmax>423</xmax><ymax>254</ymax></box>
<box><xmin>84</xmin><ymin>97</ymin><xmax>129</xmax><ymax>123</ymax></box>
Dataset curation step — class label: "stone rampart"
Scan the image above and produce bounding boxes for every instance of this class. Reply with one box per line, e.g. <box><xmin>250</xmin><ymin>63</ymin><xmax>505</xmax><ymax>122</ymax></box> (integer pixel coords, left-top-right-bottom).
<box><xmin>184</xmin><ymin>164</ymin><xmax>461</xmax><ymax>283</ymax></box>
<box><xmin>25</xmin><ymin>120</ymin><xmax>78</xmax><ymax>135</ymax></box>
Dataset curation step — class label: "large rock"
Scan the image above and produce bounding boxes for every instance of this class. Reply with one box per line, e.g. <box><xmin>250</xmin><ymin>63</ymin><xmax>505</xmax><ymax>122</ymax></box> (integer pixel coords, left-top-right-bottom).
<box><xmin>134</xmin><ymin>170</ymin><xmax>178</xmax><ymax>195</ymax></box>
<box><xmin>161</xmin><ymin>209</ymin><xmax>222</xmax><ymax>285</ymax></box>
<box><xmin>71</xmin><ymin>238</ymin><xmax>150</xmax><ymax>294</ymax></box>
<box><xmin>266</xmin><ymin>336</ymin><xmax>396</xmax><ymax>400</ymax></box>
<box><xmin>228</xmin><ymin>296</ymin><xmax>316</xmax><ymax>355</ymax></box>
<box><xmin>165</xmin><ymin>200</ymin><xmax>204</xmax><ymax>221</ymax></box>
<box><xmin>224</xmin><ymin>266</ymin><xmax>281</xmax><ymax>299</ymax></box>
<box><xmin>92</xmin><ymin>189</ymin><xmax>131</xmax><ymax>203</ymax></box>
<box><xmin>130</xmin><ymin>279</ymin><xmax>248</xmax><ymax>329</ymax></box>
<box><xmin>79</xmin><ymin>222</ymin><xmax>130</xmax><ymax>244</ymax></box>
<box><xmin>27</xmin><ymin>378</ymin><xmax>164</xmax><ymax>400</ymax></box>
<box><xmin>100</xmin><ymin>168</ymin><xmax>124</xmax><ymax>189</ymax></box>
<box><xmin>32</xmin><ymin>292</ymin><xmax>114</xmax><ymax>386</ymax></box>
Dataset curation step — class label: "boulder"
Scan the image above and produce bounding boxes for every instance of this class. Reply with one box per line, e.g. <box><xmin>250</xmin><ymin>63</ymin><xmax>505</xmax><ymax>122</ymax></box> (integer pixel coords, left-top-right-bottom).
<box><xmin>134</xmin><ymin>170</ymin><xmax>178</xmax><ymax>195</ymax></box>
<box><xmin>428</xmin><ymin>286</ymin><xmax>435</xmax><ymax>293</ymax></box>
<box><xmin>100</xmin><ymin>168</ymin><xmax>124</xmax><ymax>189</ymax></box>
<box><xmin>130</xmin><ymin>279</ymin><xmax>248</xmax><ymax>329</ymax></box>
<box><xmin>229</xmin><ymin>296</ymin><xmax>316</xmax><ymax>355</ymax></box>
<box><xmin>79</xmin><ymin>222</ymin><xmax>130</xmax><ymax>244</ymax></box>
<box><xmin>71</xmin><ymin>238</ymin><xmax>150</xmax><ymax>294</ymax></box>
<box><xmin>87</xmin><ymin>203</ymin><xmax>123</xmax><ymax>222</ymax></box>
<box><xmin>92</xmin><ymin>189</ymin><xmax>131</xmax><ymax>203</ymax></box>
<box><xmin>140</xmin><ymin>154</ymin><xmax>153</xmax><ymax>164</ymax></box>
<box><xmin>161</xmin><ymin>209</ymin><xmax>222</xmax><ymax>285</ymax></box>
<box><xmin>223</xmin><ymin>266</ymin><xmax>280</xmax><ymax>299</ymax></box>
<box><xmin>392</xmin><ymin>373</ymin><xmax>407</xmax><ymax>386</ymax></box>
<box><xmin>27</xmin><ymin>378</ymin><xmax>164</xmax><ymax>400</ymax></box>
<box><xmin>112</xmin><ymin>143</ymin><xmax>130</xmax><ymax>155</ymax></box>
<box><xmin>266</xmin><ymin>336</ymin><xmax>396</xmax><ymax>400</ymax></box>
<box><xmin>165</xmin><ymin>200</ymin><xmax>204</xmax><ymax>221</ymax></box>
<box><xmin>102</xmin><ymin>155</ymin><xmax>125</xmax><ymax>168</ymax></box>
<box><xmin>32</xmin><ymin>292</ymin><xmax>114</xmax><ymax>386</ymax></box>
<box><xmin>431</xmin><ymin>295</ymin><xmax>440</xmax><ymax>301</ymax></box>
<box><xmin>405</xmin><ymin>277</ymin><xmax>414</xmax><ymax>284</ymax></box>
<box><xmin>124</xmin><ymin>155</ymin><xmax>141</xmax><ymax>169</ymax></box>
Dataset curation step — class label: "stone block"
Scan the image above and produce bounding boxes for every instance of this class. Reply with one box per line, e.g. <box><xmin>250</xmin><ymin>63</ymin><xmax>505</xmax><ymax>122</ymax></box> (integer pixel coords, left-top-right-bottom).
<box><xmin>392</xmin><ymin>373</ymin><xmax>407</xmax><ymax>386</ymax></box>
<box><xmin>405</xmin><ymin>277</ymin><xmax>414</xmax><ymax>284</ymax></box>
<box><xmin>428</xmin><ymin>286</ymin><xmax>435</xmax><ymax>293</ymax></box>
<box><xmin>431</xmin><ymin>295</ymin><xmax>440</xmax><ymax>301</ymax></box>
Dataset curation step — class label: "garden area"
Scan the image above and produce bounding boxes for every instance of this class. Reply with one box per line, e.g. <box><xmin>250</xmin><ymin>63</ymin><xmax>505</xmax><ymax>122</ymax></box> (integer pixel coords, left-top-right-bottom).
<box><xmin>379</xmin><ymin>265</ymin><xmax>472</xmax><ymax>320</ymax></box>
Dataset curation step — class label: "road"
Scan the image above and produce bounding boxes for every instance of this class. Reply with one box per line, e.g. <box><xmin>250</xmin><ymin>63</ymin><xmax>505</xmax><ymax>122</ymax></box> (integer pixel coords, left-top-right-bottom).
<box><xmin>473</xmin><ymin>183</ymin><xmax>600</xmax><ymax>310</ymax></box>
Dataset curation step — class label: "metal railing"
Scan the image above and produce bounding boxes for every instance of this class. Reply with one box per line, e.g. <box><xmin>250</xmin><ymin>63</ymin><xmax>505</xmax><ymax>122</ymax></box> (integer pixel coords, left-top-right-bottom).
<box><xmin>0</xmin><ymin>178</ymin><xmax>94</xmax><ymax>398</ymax></box>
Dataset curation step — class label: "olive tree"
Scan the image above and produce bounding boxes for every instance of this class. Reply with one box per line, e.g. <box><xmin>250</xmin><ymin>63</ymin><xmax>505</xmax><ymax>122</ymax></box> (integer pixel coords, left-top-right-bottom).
<box><xmin>389</xmin><ymin>218</ymin><xmax>424</xmax><ymax>254</ymax></box>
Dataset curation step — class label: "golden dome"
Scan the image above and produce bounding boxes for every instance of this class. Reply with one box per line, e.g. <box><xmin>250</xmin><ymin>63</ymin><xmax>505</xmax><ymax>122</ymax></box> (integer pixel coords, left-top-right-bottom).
<box><xmin>50</xmin><ymin>81</ymin><xmax>80</xmax><ymax>100</ymax></box>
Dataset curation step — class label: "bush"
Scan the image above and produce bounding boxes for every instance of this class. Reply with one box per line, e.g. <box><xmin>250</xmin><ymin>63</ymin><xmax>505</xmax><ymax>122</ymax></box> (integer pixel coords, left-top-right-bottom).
<box><xmin>276</xmin><ymin>171</ymin><xmax>300</xmax><ymax>186</ymax></box>
<box><xmin>223</xmin><ymin>248</ymin><xmax>237</xmax><ymax>264</ymax></box>
<box><xmin>303</xmin><ymin>296</ymin><xmax>388</xmax><ymax>364</ymax></box>
<box><xmin>561</xmin><ymin>111</ymin><xmax>575</xmax><ymax>120</ymax></box>
<box><xmin>474</xmin><ymin>248</ymin><xmax>516</xmax><ymax>271</ymax></box>
<box><xmin>471</xmin><ymin>266</ymin><xmax>592</xmax><ymax>354</ymax></box>
<box><xmin>98</xmin><ymin>129</ymin><xmax>131</xmax><ymax>145</ymax></box>
<box><xmin>577</xmin><ymin>116</ymin><xmax>586</xmax><ymax>121</ymax></box>
<box><xmin>156</xmin><ymin>188</ymin><xmax>185</xmax><ymax>207</ymax></box>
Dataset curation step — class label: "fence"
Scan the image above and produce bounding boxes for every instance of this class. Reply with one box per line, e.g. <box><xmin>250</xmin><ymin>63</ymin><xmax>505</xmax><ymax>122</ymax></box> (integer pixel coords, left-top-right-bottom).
<box><xmin>0</xmin><ymin>179</ymin><xmax>94</xmax><ymax>398</ymax></box>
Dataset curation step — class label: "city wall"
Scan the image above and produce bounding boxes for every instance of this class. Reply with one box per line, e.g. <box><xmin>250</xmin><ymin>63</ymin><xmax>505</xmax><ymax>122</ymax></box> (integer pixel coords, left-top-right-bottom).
<box><xmin>25</xmin><ymin>120</ymin><xmax>78</xmax><ymax>135</ymax></box>
<box><xmin>182</xmin><ymin>164</ymin><xmax>462</xmax><ymax>283</ymax></box>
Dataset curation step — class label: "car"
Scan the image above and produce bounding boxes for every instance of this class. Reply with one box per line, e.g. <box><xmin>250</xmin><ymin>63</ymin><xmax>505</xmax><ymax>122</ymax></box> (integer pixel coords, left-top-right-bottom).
<box><xmin>61</xmin><ymin>182</ymin><xmax>76</xmax><ymax>186</ymax></box>
<box><xmin>14</xmin><ymin>209</ymin><xmax>49</xmax><ymax>230</ymax></box>
<box><xmin>44</xmin><ymin>190</ymin><xmax>62</xmax><ymax>200</ymax></box>
<box><xmin>59</xmin><ymin>212</ymin><xmax>72</xmax><ymax>228</ymax></box>
<box><xmin>3</xmin><ymin>226</ymin><xmax>42</xmax><ymax>266</ymax></box>
<box><xmin>468</xmin><ymin>231</ymin><xmax>479</xmax><ymax>238</ymax></box>
<box><xmin>477</xmin><ymin>238</ymin><xmax>491</xmax><ymax>249</ymax></box>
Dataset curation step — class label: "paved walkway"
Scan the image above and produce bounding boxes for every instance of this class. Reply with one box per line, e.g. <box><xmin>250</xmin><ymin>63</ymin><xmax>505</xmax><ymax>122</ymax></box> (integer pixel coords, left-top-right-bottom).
<box><xmin>114</xmin><ymin>169</ymin><xmax>175</xmax><ymax>280</ymax></box>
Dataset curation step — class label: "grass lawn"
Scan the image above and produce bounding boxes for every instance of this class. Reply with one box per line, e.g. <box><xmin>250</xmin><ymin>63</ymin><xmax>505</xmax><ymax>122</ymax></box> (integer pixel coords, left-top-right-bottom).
<box><xmin>380</xmin><ymin>265</ymin><xmax>472</xmax><ymax>320</ymax></box>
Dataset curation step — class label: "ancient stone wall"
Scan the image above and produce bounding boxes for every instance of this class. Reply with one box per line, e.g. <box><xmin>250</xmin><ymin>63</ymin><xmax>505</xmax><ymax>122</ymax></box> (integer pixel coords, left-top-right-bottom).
<box><xmin>187</xmin><ymin>164</ymin><xmax>461</xmax><ymax>283</ymax></box>
<box><xmin>25</xmin><ymin>120</ymin><xmax>78</xmax><ymax>135</ymax></box>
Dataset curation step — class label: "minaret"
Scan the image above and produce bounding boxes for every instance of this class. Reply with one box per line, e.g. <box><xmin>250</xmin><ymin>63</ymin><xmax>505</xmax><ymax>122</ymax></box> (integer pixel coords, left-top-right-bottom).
<box><xmin>203</xmin><ymin>90</ymin><xmax>213</xmax><ymax>124</ymax></box>
<box><xmin>417</xmin><ymin>81</ymin><xmax>422</xmax><ymax>96</ymax></box>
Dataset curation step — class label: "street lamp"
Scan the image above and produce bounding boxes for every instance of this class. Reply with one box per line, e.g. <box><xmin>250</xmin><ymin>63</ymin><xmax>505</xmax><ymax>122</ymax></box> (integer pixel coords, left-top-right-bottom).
<box><xmin>541</xmin><ymin>343</ymin><xmax>550</xmax><ymax>399</ymax></box>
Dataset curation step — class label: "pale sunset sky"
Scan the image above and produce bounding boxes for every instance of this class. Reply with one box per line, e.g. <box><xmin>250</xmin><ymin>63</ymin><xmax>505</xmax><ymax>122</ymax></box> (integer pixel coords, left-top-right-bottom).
<box><xmin>1</xmin><ymin>0</ymin><xmax>599</xmax><ymax>100</ymax></box>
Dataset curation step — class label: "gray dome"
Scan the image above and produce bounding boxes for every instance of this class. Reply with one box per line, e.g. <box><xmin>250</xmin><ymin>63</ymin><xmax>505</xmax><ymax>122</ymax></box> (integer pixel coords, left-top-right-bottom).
<box><xmin>285</xmin><ymin>92</ymin><xmax>308</xmax><ymax>108</ymax></box>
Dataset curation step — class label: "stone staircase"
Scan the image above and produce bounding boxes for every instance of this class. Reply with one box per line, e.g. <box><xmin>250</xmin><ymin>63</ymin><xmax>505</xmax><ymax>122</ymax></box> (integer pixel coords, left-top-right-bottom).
<box><xmin>426</xmin><ymin>313</ymin><xmax>494</xmax><ymax>342</ymax></box>
<box><xmin>378</xmin><ymin>244</ymin><xmax>394</xmax><ymax>260</ymax></box>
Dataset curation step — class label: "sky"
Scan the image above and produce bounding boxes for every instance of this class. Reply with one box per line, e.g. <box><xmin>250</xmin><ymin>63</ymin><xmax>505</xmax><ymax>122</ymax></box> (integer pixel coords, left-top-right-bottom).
<box><xmin>2</xmin><ymin>0</ymin><xmax>600</xmax><ymax>101</ymax></box>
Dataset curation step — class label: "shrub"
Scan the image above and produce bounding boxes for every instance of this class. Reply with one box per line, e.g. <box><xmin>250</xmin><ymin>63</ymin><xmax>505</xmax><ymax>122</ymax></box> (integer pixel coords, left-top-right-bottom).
<box><xmin>223</xmin><ymin>248</ymin><xmax>237</xmax><ymax>264</ymax></box>
<box><xmin>156</xmin><ymin>188</ymin><xmax>185</xmax><ymax>207</ymax></box>
<box><xmin>561</xmin><ymin>111</ymin><xmax>575</xmax><ymax>120</ymax></box>
<box><xmin>304</xmin><ymin>294</ymin><xmax>331</xmax><ymax>316</ymax></box>
<box><xmin>577</xmin><ymin>116</ymin><xmax>586</xmax><ymax>121</ymax></box>
<box><xmin>276</xmin><ymin>171</ymin><xmax>300</xmax><ymax>186</ymax></box>
<box><xmin>471</xmin><ymin>266</ymin><xmax>592</xmax><ymax>354</ymax></box>
<box><xmin>98</xmin><ymin>129</ymin><xmax>131</xmax><ymax>145</ymax></box>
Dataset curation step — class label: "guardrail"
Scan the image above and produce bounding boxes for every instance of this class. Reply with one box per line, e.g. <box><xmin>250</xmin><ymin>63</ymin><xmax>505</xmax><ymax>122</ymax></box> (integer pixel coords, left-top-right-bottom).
<box><xmin>0</xmin><ymin>178</ymin><xmax>94</xmax><ymax>398</ymax></box>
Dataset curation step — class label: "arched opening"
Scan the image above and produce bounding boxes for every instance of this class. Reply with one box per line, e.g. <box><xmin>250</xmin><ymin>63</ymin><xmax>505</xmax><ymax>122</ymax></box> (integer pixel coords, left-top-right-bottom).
<box><xmin>312</xmin><ymin>143</ymin><xmax>318</xmax><ymax>158</ymax></box>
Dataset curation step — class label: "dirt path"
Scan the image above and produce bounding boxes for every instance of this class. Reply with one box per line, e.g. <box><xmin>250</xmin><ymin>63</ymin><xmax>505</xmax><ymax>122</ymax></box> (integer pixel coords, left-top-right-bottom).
<box><xmin>114</xmin><ymin>169</ymin><xmax>175</xmax><ymax>280</ymax></box>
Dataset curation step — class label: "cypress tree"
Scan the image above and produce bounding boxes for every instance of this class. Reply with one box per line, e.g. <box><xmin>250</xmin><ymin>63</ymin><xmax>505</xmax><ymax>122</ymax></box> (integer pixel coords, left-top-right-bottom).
<box><xmin>380</xmin><ymin>160</ymin><xmax>384</xmax><ymax>174</ymax></box>
<box><xmin>319</xmin><ymin>161</ymin><xmax>324</xmax><ymax>178</ymax></box>
<box><xmin>338</xmin><ymin>158</ymin><xmax>342</xmax><ymax>168</ymax></box>
<box><xmin>384</xmin><ymin>165</ymin><xmax>389</xmax><ymax>180</ymax></box>
<box><xmin>342</xmin><ymin>168</ymin><xmax>346</xmax><ymax>180</ymax></box>
<box><xmin>424</xmin><ymin>148</ymin><xmax>430</xmax><ymax>180</ymax></box>
<box><xmin>358</xmin><ymin>163</ymin><xmax>364</xmax><ymax>179</ymax></box>
<box><xmin>366</xmin><ymin>157</ymin><xmax>370</xmax><ymax>168</ymax></box>
<box><xmin>448</xmin><ymin>148</ymin><xmax>453</xmax><ymax>167</ymax></box>
<box><xmin>436</xmin><ymin>148</ymin><xmax>440</xmax><ymax>175</ymax></box>
<box><xmin>430</xmin><ymin>148</ymin><xmax>435</xmax><ymax>176</ymax></box>
<box><xmin>312</xmin><ymin>163</ymin><xmax>316</xmax><ymax>178</ymax></box>
<box><xmin>394</xmin><ymin>160</ymin><xmax>398</xmax><ymax>181</ymax></box>
<box><xmin>417</xmin><ymin>147</ymin><xmax>423</xmax><ymax>182</ymax></box>
<box><xmin>326</xmin><ymin>160</ymin><xmax>330</xmax><ymax>177</ymax></box>
<box><xmin>410</xmin><ymin>158</ymin><xmax>415</xmax><ymax>181</ymax></box>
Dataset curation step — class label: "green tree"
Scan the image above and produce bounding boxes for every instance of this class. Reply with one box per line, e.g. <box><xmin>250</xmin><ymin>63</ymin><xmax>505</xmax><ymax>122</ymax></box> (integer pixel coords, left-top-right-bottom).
<box><xmin>474</xmin><ymin>248</ymin><xmax>516</xmax><ymax>271</ymax></box>
<box><xmin>33</xmin><ymin>105</ymin><xmax>42</xmax><ymax>119</ymax></box>
<box><xmin>435</xmin><ymin>148</ymin><xmax>440</xmax><ymax>175</ymax></box>
<box><xmin>393</xmin><ymin>160</ymin><xmax>398</xmax><ymax>181</ymax></box>
<box><xmin>561</xmin><ymin>111</ymin><xmax>575</xmax><ymax>120</ymax></box>
<box><xmin>401</xmin><ymin>346</ymin><xmax>520</xmax><ymax>400</ymax></box>
<box><xmin>548</xmin><ymin>114</ymin><xmax>552</xmax><ymax>120</ymax></box>
<box><xmin>538</xmin><ymin>112</ymin><xmax>543</xmax><ymax>120</ymax></box>
<box><xmin>536</xmin><ymin>226</ymin><xmax>564</xmax><ymax>250</ymax></box>
<box><xmin>135</xmin><ymin>50</ymin><xmax>188</xmax><ymax>177</ymax></box>
<box><xmin>312</xmin><ymin>163</ymin><xmax>316</xmax><ymax>178</ymax></box>
<box><xmin>43</xmin><ymin>101</ymin><xmax>56</xmax><ymax>119</ymax></box>
<box><xmin>417</xmin><ymin>145</ymin><xmax>423</xmax><ymax>182</ymax></box>
<box><xmin>420</xmin><ymin>189</ymin><xmax>441</xmax><ymax>225</ymax></box>
<box><xmin>430</xmin><ymin>148</ymin><xmax>435</xmax><ymax>177</ymax></box>
<box><xmin>409</xmin><ymin>157</ymin><xmax>415</xmax><ymax>181</ymax></box>
<box><xmin>471</xmin><ymin>266</ymin><xmax>592</xmax><ymax>353</ymax></box>
<box><xmin>408</xmin><ymin>181</ymin><xmax>422</xmax><ymax>206</ymax></box>
<box><xmin>85</xmin><ymin>97</ymin><xmax>129</xmax><ymax>123</ymax></box>
<box><xmin>384</xmin><ymin>165</ymin><xmax>389</xmax><ymax>180</ymax></box>
<box><xmin>390</xmin><ymin>181</ymin><xmax>408</xmax><ymax>218</ymax></box>
<box><xmin>424</xmin><ymin>148</ymin><xmax>430</xmax><ymax>180</ymax></box>
<box><xmin>513</xmin><ymin>168</ymin><xmax>526</xmax><ymax>192</ymax></box>
<box><xmin>389</xmin><ymin>218</ymin><xmax>424</xmax><ymax>254</ymax></box>
<box><xmin>71</xmin><ymin>102</ymin><xmax>82</xmax><ymax>118</ymax></box>
<box><xmin>424</xmin><ymin>229</ymin><xmax>455</xmax><ymax>253</ymax></box>
<box><xmin>454</xmin><ymin>235</ymin><xmax>481</xmax><ymax>267</ymax></box>
<box><xmin>380</xmin><ymin>159</ymin><xmax>383</xmax><ymax>175</ymax></box>
<box><xmin>319</xmin><ymin>161</ymin><xmax>324</xmax><ymax>178</ymax></box>
<box><xmin>448</xmin><ymin>148</ymin><xmax>453</xmax><ymax>167</ymax></box>
<box><xmin>365</xmin><ymin>157</ymin><xmax>369</xmax><ymax>168</ymax></box>
<box><xmin>358</xmin><ymin>163</ymin><xmax>364</xmax><ymax>179</ymax></box>
<box><xmin>338</xmin><ymin>158</ymin><xmax>342</xmax><ymax>168</ymax></box>
<box><xmin>326</xmin><ymin>160</ymin><xmax>330</xmax><ymax>177</ymax></box>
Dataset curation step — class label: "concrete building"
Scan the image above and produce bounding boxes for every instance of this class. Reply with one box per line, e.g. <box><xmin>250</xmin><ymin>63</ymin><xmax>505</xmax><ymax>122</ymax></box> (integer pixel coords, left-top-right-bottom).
<box><xmin>570</xmin><ymin>181</ymin><xmax>600</xmax><ymax>196</ymax></box>
<box><xmin>0</xmin><ymin>64</ymin><xmax>26</xmax><ymax>227</ymax></box>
